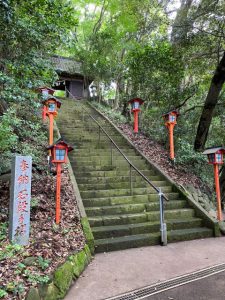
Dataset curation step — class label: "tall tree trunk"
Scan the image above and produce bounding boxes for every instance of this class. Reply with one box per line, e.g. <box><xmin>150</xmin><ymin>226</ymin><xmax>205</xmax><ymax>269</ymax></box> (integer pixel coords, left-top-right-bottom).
<box><xmin>171</xmin><ymin>0</ymin><xmax>193</xmax><ymax>44</ymax></box>
<box><xmin>194</xmin><ymin>52</ymin><xmax>225</xmax><ymax>151</ymax></box>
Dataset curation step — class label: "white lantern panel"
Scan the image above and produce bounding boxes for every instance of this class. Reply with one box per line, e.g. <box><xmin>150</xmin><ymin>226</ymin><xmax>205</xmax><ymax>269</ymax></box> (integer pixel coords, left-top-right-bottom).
<box><xmin>49</xmin><ymin>103</ymin><xmax>56</xmax><ymax>112</ymax></box>
<box><xmin>56</xmin><ymin>149</ymin><xmax>66</xmax><ymax>161</ymax></box>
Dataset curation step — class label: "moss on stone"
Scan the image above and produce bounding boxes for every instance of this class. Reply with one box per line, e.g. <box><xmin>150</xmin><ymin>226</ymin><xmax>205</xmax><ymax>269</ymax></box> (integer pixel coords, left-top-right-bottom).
<box><xmin>53</xmin><ymin>261</ymin><xmax>73</xmax><ymax>299</ymax></box>
<box><xmin>81</xmin><ymin>217</ymin><xmax>95</xmax><ymax>255</ymax></box>
<box><xmin>26</xmin><ymin>287</ymin><xmax>41</xmax><ymax>300</ymax></box>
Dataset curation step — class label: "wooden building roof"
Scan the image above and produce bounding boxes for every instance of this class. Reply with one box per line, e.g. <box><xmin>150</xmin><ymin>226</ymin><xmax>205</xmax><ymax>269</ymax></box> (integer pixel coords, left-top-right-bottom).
<box><xmin>51</xmin><ymin>55</ymin><xmax>83</xmax><ymax>77</ymax></box>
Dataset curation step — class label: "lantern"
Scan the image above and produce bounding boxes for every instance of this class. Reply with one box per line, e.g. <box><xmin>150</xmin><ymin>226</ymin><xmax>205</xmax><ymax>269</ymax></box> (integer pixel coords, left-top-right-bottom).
<box><xmin>162</xmin><ymin>110</ymin><xmax>179</xmax><ymax>125</ymax></box>
<box><xmin>37</xmin><ymin>87</ymin><xmax>55</xmax><ymax>99</ymax></box>
<box><xmin>128</xmin><ymin>98</ymin><xmax>144</xmax><ymax>133</ymax></box>
<box><xmin>48</xmin><ymin>139</ymin><xmax>73</xmax><ymax>164</ymax></box>
<box><xmin>47</xmin><ymin>139</ymin><xmax>73</xmax><ymax>224</ymax></box>
<box><xmin>43</xmin><ymin>97</ymin><xmax>62</xmax><ymax>162</ymax></box>
<box><xmin>162</xmin><ymin>110</ymin><xmax>180</xmax><ymax>162</ymax></box>
<box><xmin>42</xmin><ymin>96</ymin><xmax>61</xmax><ymax>117</ymax></box>
<box><xmin>203</xmin><ymin>147</ymin><xmax>225</xmax><ymax>165</ymax></box>
<box><xmin>203</xmin><ymin>146</ymin><xmax>225</xmax><ymax>221</ymax></box>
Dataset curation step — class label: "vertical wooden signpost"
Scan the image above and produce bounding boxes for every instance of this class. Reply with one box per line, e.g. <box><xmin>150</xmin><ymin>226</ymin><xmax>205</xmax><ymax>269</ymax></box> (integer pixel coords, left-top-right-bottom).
<box><xmin>9</xmin><ymin>156</ymin><xmax>32</xmax><ymax>245</ymax></box>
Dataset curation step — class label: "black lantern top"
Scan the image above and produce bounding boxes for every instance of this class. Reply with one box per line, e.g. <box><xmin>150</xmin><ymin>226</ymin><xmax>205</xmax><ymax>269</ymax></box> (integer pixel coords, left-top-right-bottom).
<box><xmin>203</xmin><ymin>146</ymin><xmax>225</xmax><ymax>165</ymax></box>
<box><xmin>128</xmin><ymin>98</ymin><xmax>144</xmax><ymax>111</ymax></box>
<box><xmin>47</xmin><ymin>138</ymin><xmax>73</xmax><ymax>163</ymax></box>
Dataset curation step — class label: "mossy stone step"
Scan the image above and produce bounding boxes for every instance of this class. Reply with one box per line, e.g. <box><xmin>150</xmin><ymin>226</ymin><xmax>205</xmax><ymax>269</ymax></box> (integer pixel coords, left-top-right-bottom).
<box><xmin>94</xmin><ymin>227</ymin><xmax>213</xmax><ymax>253</ymax></box>
<box><xmin>78</xmin><ymin>180</ymin><xmax>168</xmax><ymax>191</ymax></box>
<box><xmin>88</xmin><ymin>208</ymin><xmax>195</xmax><ymax>227</ymax></box>
<box><xmin>71</xmin><ymin>156</ymin><xmax>145</xmax><ymax>163</ymax></box>
<box><xmin>72</xmin><ymin>160</ymin><xmax>148</xmax><ymax>169</ymax></box>
<box><xmin>72</xmin><ymin>150</ymin><xmax>137</xmax><ymax>156</ymax></box>
<box><xmin>92</xmin><ymin>218</ymin><xmax>204</xmax><ymax>239</ymax></box>
<box><xmin>83</xmin><ymin>193</ymin><xmax>180</xmax><ymax>207</ymax></box>
<box><xmin>85</xmin><ymin>200</ymin><xmax>187</xmax><ymax>217</ymax></box>
<box><xmin>76</xmin><ymin>175</ymin><xmax>163</xmax><ymax>184</ymax></box>
<box><xmin>95</xmin><ymin>232</ymin><xmax>161</xmax><ymax>252</ymax></box>
<box><xmin>75</xmin><ymin>169</ymin><xmax>156</xmax><ymax>178</ymax></box>
<box><xmin>80</xmin><ymin>186</ymin><xmax>172</xmax><ymax>199</ymax></box>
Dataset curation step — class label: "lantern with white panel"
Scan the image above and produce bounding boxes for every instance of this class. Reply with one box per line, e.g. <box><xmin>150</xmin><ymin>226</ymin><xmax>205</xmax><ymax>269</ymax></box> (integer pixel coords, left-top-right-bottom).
<box><xmin>128</xmin><ymin>98</ymin><xmax>144</xmax><ymax>133</ymax></box>
<box><xmin>203</xmin><ymin>146</ymin><xmax>225</xmax><ymax>221</ymax></box>
<box><xmin>48</xmin><ymin>139</ymin><xmax>73</xmax><ymax>224</ymax></box>
<box><xmin>42</xmin><ymin>96</ymin><xmax>62</xmax><ymax>163</ymax></box>
<box><xmin>162</xmin><ymin>110</ymin><xmax>180</xmax><ymax>162</ymax></box>
<box><xmin>37</xmin><ymin>87</ymin><xmax>55</xmax><ymax>122</ymax></box>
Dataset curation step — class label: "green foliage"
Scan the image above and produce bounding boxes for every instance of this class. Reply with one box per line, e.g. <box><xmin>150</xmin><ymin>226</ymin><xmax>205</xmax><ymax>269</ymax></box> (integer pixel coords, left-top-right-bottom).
<box><xmin>0</xmin><ymin>289</ymin><xmax>8</xmax><ymax>298</ymax></box>
<box><xmin>0</xmin><ymin>222</ymin><xmax>7</xmax><ymax>241</ymax></box>
<box><xmin>92</xmin><ymin>101</ymin><xmax>126</xmax><ymax>124</ymax></box>
<box><xmin>0</xmin><ymin>243</ymin><xmax>23</xmax><ymax>260</ymax></box>
<box><xmin>24</xmin><ymin>269</ymin><xmax>50</xmax><ymax>284</ymax></box>
<box><xmin>37</xmin><ymin>256</ymin><xmax>51</xmax><ymax>271</ymax></box>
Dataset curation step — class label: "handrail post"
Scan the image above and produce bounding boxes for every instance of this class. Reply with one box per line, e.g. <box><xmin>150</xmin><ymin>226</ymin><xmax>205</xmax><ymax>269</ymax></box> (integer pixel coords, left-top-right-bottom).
<box><xmin>159</xmin><ymin>188</ymin><xmax>167</xmax><ymax>246</ymax></box>
<box><xmin>130</xmin><ymin>164</ymin><xmax>133</xmax><ymax>195</ymax></box>
<box><xmin>111</xmin><ymin>141</ymin><xmax>113</xmax><ymax>166</ymax></box>
<box><xmin>98</xmin><ymin>126</ymin><xmax>101</xmax><ymax>143</ymax></box>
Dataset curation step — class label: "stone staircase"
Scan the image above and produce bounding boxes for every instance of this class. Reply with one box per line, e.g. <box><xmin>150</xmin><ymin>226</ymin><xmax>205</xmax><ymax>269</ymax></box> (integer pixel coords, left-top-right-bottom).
<box><xmin>56</xmin><ymin>99</ymin><xmax>215</xmax><ymax>253</ymax></box>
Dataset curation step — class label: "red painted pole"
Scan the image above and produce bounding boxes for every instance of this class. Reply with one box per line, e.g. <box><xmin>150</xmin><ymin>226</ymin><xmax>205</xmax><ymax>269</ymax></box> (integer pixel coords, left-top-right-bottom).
<box><xmin>214</xmin><ymin>164</ymin><xmax>222</xmax><ymax>221</ymax></box>
<box><xmin>48</xmin><ymin>113</ymin><xmax>54</xmax><ymax>158</ymax></box>
<box><xmin>168</xmin><ymin>124</ymin><xmax>175</xmax><ymax>160</ymax></box>
<box><xmin>134</xmin><ymin>110</ymin><xmax>139</xmax><ymax>133</ymax></box>
<box><xmin>42</xmin><ymin>106</ymin><xmax>47</xmax><ymax>122</ymax></box>
<box><xmin>56</xmin><ymin>163</ymin><xmax>61</xmax><ymax>224</ymax></box>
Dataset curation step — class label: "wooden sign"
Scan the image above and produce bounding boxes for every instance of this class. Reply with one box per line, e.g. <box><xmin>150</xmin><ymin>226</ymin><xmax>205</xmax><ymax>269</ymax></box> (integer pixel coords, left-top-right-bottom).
<box><xmin>9</xmin><ymin>156</ymin><xmax>32</xmax><ymax>245</ymax></box>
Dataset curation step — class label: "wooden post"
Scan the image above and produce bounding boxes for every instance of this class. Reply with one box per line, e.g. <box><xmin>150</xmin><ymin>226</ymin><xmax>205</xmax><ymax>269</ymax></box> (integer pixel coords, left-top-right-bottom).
<box><xmin>134</xmin><ymin>110</ymin><xmax>139</xmax><ymax>133</ymax></box>
<box><xmin>214</xmin><ymin>164</ymin><xmax>222</xmax><ymax>221</ymax></box>
<box><xmin>56</xmin><ymin>163</ymin><xmax>61</xmax><ymax>224</ymax></box>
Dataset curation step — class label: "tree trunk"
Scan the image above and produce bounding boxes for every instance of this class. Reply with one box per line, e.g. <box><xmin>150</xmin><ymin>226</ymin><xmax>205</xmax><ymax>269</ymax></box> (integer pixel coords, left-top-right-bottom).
<box><xmin>171</xmin><ymin>0</ymin><xmax>193</xmax><ymax>44</ymax></box>
<box><xmin>0</xmin><ymin>99</ymin><xmax>8</xmax><ymax>115</ymax></box>
<box><xmin>194</xmin><ymin>52</ymin><xmax>225</xmax><ymax>151</ymax></box>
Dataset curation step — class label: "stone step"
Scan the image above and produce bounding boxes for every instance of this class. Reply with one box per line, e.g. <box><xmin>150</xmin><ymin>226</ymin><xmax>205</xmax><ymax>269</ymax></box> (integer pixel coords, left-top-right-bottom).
<box><xmin>94</xmin><ymin>227</ymin><xmax>213</xmax><ymax>253</ymax></box>
<box><xmin>88</xmin><ymin>208</ymin><xmax>195</xmax><ymax>227</ymax></box>
<box><xmin>76</xmin><ymin>175</ymin><xmax>163</xmax><ymax>184</ymax></box>
<box><xmin>72</xmin><ymin>160</ymin><xmax>147</xmax><ymax>169</ymax></box>
<box><xmin>78</xmin><ymin>180</ymin><xmax>169</xmax><ymax>191</ymax></box>
<box><xmin>71</xmin><ymin>155</ymin><xmax>144</xmax><ymax>163</ymax></box>
<box><xmin>72</xmin><ymin>149</ymin><xmax>137</xmax><ymax>156</ymax></box>
<box><xmin>83</xmin><ymin>193</ymin><xmax>180</xmax><ymax>207</ymax></box>
<box><xmin>75</xmin><ymin>169</ymin><xmax>156</xmax><ymax>178</ymax></box>
<box><xmin>80</xmin><ymin>186</ymin><xmax>172</xmax><ymax>199</ymax></box>
<box><xmin>92</xmin><ymin>218</ymin><xmax>204</xmax><ymax>239</ymax></box>
<box><xmin>85</xmin><ymin>200</ymin><xmax>187</xmax><ymax>216</ymax></box>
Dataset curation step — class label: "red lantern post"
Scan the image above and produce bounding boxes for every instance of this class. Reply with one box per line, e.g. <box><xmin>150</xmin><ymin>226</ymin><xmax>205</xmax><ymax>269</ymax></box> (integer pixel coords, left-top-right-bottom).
<box><xmin>203</xmin><ymin>146</ymin><xmax>225</xmax><ymax>221</ymax></box>
<box><xmin>37</xmin><ymin>87</ymin><xmax>55</xmax><ymax>122</ymax></box>
<box><xmin>42</xmin><ymin>97</ymin><xmax>62</xmax><ymax>159</ymax></box>
<box><xmin>162</xmin><ymin>110</ymin><xmax>180</xmax><ymax>162</ymax></box>
<box><xmin>128</xmin><ymin>98</ymin><xmax>144</xmax><ymax>134</ymax></box>
<box><xmin>47</xmin><ymin>139</ymin><xmax>73</xmax><ymax>224</ymax></box>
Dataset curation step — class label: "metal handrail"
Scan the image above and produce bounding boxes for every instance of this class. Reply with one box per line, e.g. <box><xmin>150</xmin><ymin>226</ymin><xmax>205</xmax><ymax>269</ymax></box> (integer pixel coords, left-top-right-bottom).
<box><xmin>64</xmin><ymin>87</ymin><xmax>168</xmax><ymax>245</ymax></box>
